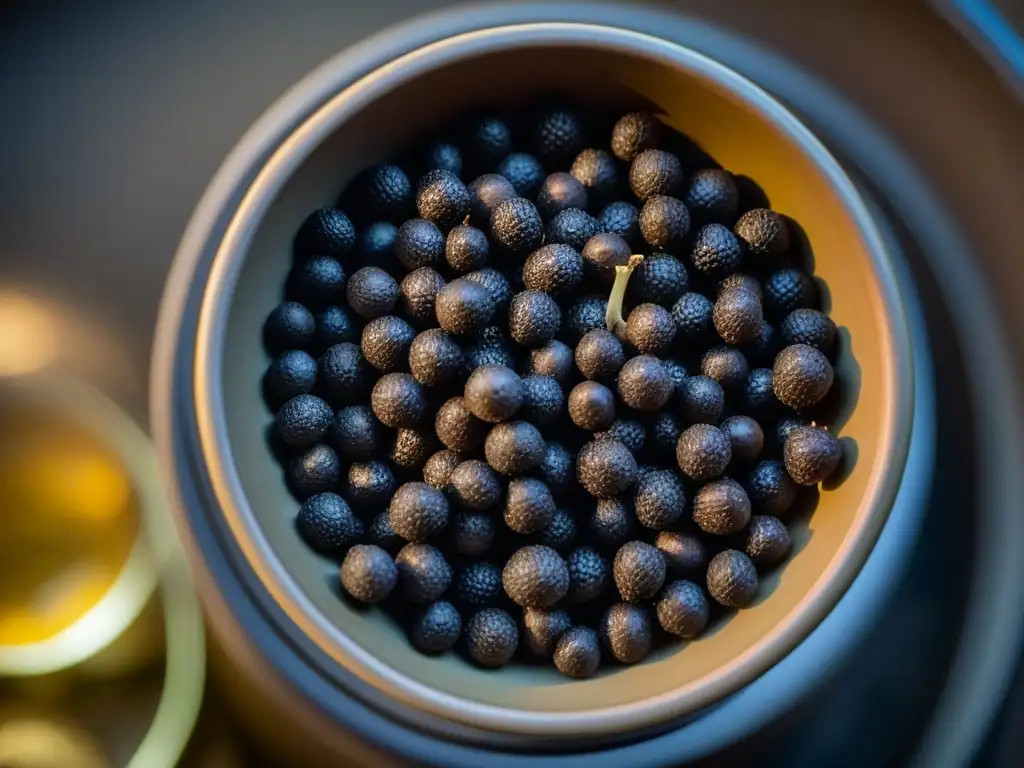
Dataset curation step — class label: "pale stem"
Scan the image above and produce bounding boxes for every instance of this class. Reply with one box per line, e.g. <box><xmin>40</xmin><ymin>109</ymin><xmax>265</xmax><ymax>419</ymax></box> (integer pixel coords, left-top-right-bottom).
<box><xmin>605</xmin><ymin>254</ymin><xmax>645</xmax><ymax>339</ymax></box>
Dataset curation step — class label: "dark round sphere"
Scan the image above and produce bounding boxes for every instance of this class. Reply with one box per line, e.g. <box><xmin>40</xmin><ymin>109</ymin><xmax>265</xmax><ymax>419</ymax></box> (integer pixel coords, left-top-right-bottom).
<box><xmin>529</xmin><ymin>340</ymin><xmax>574</xmax><ymax>387</ymax></box>
<box><xmin>617</xmin><ymin>355</ymin><xmax>673</xmax><ymax>411</ymax></box>
<box><xmin>409</xmin><ymin>600</ymin><xmax>462</xmax><ymax>654</ymax></box>
<box><xmin>462</xmin><ymin>115</ymin><xmax>512</xmax><ymax>172</ymax></box>
<box><xmin>423</xmin><ymin>450</ymin><xmax>463</xmax><ymax>491</ymax></box>
<box><xmin>568</xmin><ymin>381</ymin><xmax>616</xmax><ymax>431</ymax></box>
<box><xmin>408</xmin><ymin>329</ymin><xmax>464</xmax><ymax>389</ymax></box>
<box><xmin>656</xmin><ymin>580</ymin><xmax>710</xmax><ymax>638</ymax></box>
<box><xmin>563</xmin><ymin>295</ymin><xmax>608</xmax><ymax>345</ymax></box>
<box><xmin>626</xmin><ymin>303</ymin><xmax>677</xmax><ymax>356</ymax></box>
<box><xmin>455</xmin><ymin>562</ymin><xmax>503</xmax><ymax>610</ymax></box>
<box><xmin>287</xmin><ymin>443</ymin><xmax>341</xmax><ymax>500</ymax></box>
<box><xmin>343</xmin><ymin>461</ymin><xmax>397</xmax><ymax>514</ymax></box>
<box><xmin>763</xmin><ymin>267</ymin><xmax>817</xmax><ymax>319</ymax></box>
<box><xmin>536</xmin><ymin>442</ymin><xmax>576</xmax><ymax>499</ymax></box>
<box><xmin>360</xmin><ymin>315</ymin><xmax>416</xmax><ymax>374</ymax></box>
<box><xmin>600</xmin><ymin>602</ymin><xmax>653</xmax><ymax>664</ymax></box>
<box><xmin>701</xmin><ymin>346</ymin><xmax>750</xmax><ymax>391</ymax></box>
<box><xmin>546</xmin><ymin>208</ymin><xmax>600</xmax><ymax>252</ymax></box>
<box><xmin>490</xmin><ymin>197</ymin><xmax>544</xmax><ymax>257</ymax></box>
<box><xmin>356</xmin><ymin>221</ymin><xmax>399</xmax><ymax>271</ymax></box>
<box><xmin>370</xmin><ymin>373</ymin><xmax>427</xmax><ymax>429</ymax></box>
<box><xmin>388</xmin><ymin>430</ymin><xmax>437</xmax><ymax>479</ymax></box>
<box><xmin>633</xmin><ymin>469</ymin><xmax>687</xmax><ymax>530</ymax></box>
<box><xmin>449</xmin><ymin>460</ymin><xmax>503</xmax><ymax>511</ymax></box>
<box><xmin>416</xmin><ymin>169</ymin><xmax>470</xmax><ymax>231</ymax></box>
<box><xmin>296</xmin><ymin>492</ymin><xmax>360</xmax><ymax>558</ymax></box>
<box><xmin>613</xmin><ymin>540</ymin><xmax>666</xmax><ymax>604</ymax></box>
<box><xmin>484</xmin><ymin>421</ymin><xmax>546</xmax><ymax>476</ymax></box>
<box><xmin>734</xmin><ymin>208</ymin><xmax>789</xmax><ymax>261</ymax></box>
<box><xmin>288</xmin><ymin>255</ymin><xmax>346</xmax><ymax>311</ymax></box>
<box><xmin>537</xmin><ymin>507</ymin><xmax>578</xmax><ymax>553</ymax></box>
<box><xmin>630</xmin><ymin>253</ymin><xmax>690</xmax><ymax>306</ymax></box>
<box><xmin>394</xmin><ymin>543</ymin><xmax>453</xmax><ymax>603</ymax></box>
<box><xmin>265</xmin><ymin>301</ymin><xmax>316</xmax><ymax>353</ymax></box>
<box><xmin>655</xmin><ymin>531</ymin><xmax>706</xmax><ymax>576</ymax></box>
<box><xmin>683</xmin><ymin>168</ymin><xmax>740</xmax><ymax>226</ymax></box>
<box><xmin>596</xmin><ymin>419</ymin><xmax>646</xmax><ymax>457</ymax></box>
<box><xmin>465</xmin><ymin>608</ymin><xmax>519</xmax><ymax>668</ymax></box>
<box><xmin>346</xmin><ymin>266</ymin><xmax>398</xmax><ymax>320</ymax></box>
<box><xmin>690</xmin><ymin>223</ymin><xmax>742</xmax><ymax>281</ymax></box>
<box><xmin>420</xmin><ymin>140</ymin><xmax>462</xmax><ymax>177</ymax></box>
<box><xmin>468</xmin><ymin>173</ymin><xmax>517</xmax><ymax>228</ymax></box>
<box><xmin>531</xmin><ymin>106</ymin><xmax>585</xmax><ymax>166</ymax></box>
<box><xmin>570</xmin><ymin>148</ymin><xmax>618</xmax><ymax>206</ymax></box>
<box><xmin>509</xmin><ymin>290</ymin><xmax>561</xmax><ymax>348</ymax></box>
<box><xmin>554</xmin><ymin>627</ymin><xmax>602</xmax><ymax>679</ymax></box>
<box><xmin>503</xmin><ymin>477</ymin><xmax>556</xmax><ymax>535</ymax></box>
<box><xmin>745</xmin><ymin>515</ymin><xmax>792</xmax><ymax>569</ymax></box>
<box><xmin>714</xmin><ymin>286</ymin><xmax>764</xmax><ymax>346</ymax></box>
<box><xmin>522</xmin><ymin>607</ymin><xmax>573</xmax><ymax>657</ymax></box>
<box><xmin>672</xmin><ymin>292</ymin><xmax>716</xmax><ymax>346</ymax></box>
<box><xmin>434</xmin><ymin>396</ymin><xmax>489</xmax><ymax>454</ymax></box>
<box><xmin>598</xmin><ymin>201</ymin><xmax>642</xmax><ymax>249</ymax></box>
<box><xmin>742</xmin><ymin>368</ymin><xmax>781</xmax><ymax>419</ymax></box>
<box><xmin>745</xmin><ymin>459</ymin><xmax>799</xmax><ymax>517</ymax></box>
<box><xmin>581</xmin><ymin>232</ymin><xmax>632</xmax><ymax>285</ymax></box>
<box><xmin>464</xmin><ymin>365</ymin><xmax>524</xmax><ymax>423</ymax></box>
<box><xmin>502</xmin><ymin>545</ymin><xmax>570</xmax><ymax>608</ymax></box>
<box><xmin>445</xmin><ymin>225</ymin><xmax>491</xmax><ymax>275</ymax></box>
<box><xmin>692</xmin><ymin>478</ymin><xmax>752</xmax><ymax>536</ymax></box>
<box><xmin>394</xmin><ymin>218</ymin><xmax>445</xmax><ymax>271</ymax></box>
<box><xmin>611</xmin><ymin>111</ymin><xmax>662</xmax><ymax>162</ymax></box>
<box><xmin>452</xmin><ymin>512</ymin><xmax>497</xmax><ymax>557</ymax></box>
<box><xmin>275</xmin><ymin>394</ymin><xmax>333</xmax><ymax>449</ymax></box>
<box><xmin>783</xmin><ymin>425</ymin><xmax>842</xmax><ymax>486</ymax></box>
<box><xmin>779</xmin><ymin>308</ymin><xmax>838</xmax><ymax>357</ymax></box>
<box><xmin>536</xmin><ymin>172</ymin><xmax>588</xmax><ymax>220</ymax></box>
<box><xmin>772</xmin><ymin>344</ymin><xmax>835</xmax><ymax>412</ymax></box>
<box><xmin>639</xmin><ymin>195</ymin><xmax>691</xmax><ymax>249</ymax></box>
<box><xmin>295</xmin><ymin>207</ymin><xmax>356</xmax><ymax>259</ymax></box>
<box><xmin>706</xmin><ymin>549</ymin><xmax>759</xmax><ymax>608</ymax></box>
<box><xmin>387</xmin><ymin>482</ymin><xmax>450</xmax><ymax>543</ymax></box>
<box><xmin>435</xmin><ymin>278</ymin><xmax>495</xmax><ymax>336</ymax></box>
<box><xmin>340</xmin><ymin>545</ymin><xmax>398</xmax><ymax>604</ymax></box>
<box><xmin>313</xmin><ymin>305</ymin><xmax>359</xmax><ymax>354</ymax></box>
<box><xmin>678</xmin><ymin>374</ymin><xmax>726</xmax><ymax>425</ymax></box>
<box><xmin>398</xmin><ymin>267</ymin><xmax>446</xmax><ymax>328</ymax></box>
<box><xmin>650</xmin><ymin>412</ymin><xmax>683</xmax><ymax>459</ymax></box>
<box><xmin>629</xmin><ymin>149</ymin><xmax>683</xmax><ymax>200</ymax></box>
<box><xmin>588</xmin><ymin>498</ymin><xmax>636</xmax><ymax>551</ymax></box>
<box><xmin>349</xmin><ymin>164</ymin><xmax>413</xmax><ymax>224</ymax></box>
<box><xmin>519</xmin><ymin>374</ymin><xmax>565</xmax><ymax>427</ymax></box>
<box><xmin>720</xmin><ymin>415</ymin><xmax>765</xmax><ymax>464</ymax></box>
<box><xmin>498</xmin><ymin>152</ymin><xmax>546</xmax><ymax>199</ymax></box>
<box><xmin>576</xmin><ymin>439</ymin><xmax>638</xmax><ymax>499</ymax></box>
<box><xmin>330</xmin><ymin>405</ymin><xmax>381</xmax><ymax>461</ymax></box>
<box><xmin>523</xmin><ymin>243</ymin><xmax>584</xmax><ymax>297</ymax></box>
<box><xmin>265</xmin><ymin>350</ymin><xmax>317</xmax><ymax>402</ymax></box>
<box><xmin>676</xmin><ymin>424</ymin><xmax>732</xmax><ymax>482</ymax></box>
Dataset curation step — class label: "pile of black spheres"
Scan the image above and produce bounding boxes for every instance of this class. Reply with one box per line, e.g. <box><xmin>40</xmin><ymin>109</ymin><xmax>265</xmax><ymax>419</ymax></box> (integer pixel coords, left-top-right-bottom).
<box><xmin>262</xmin><ymin>103</ymin><xmax>844</xmax><ymax>678</ymax></box>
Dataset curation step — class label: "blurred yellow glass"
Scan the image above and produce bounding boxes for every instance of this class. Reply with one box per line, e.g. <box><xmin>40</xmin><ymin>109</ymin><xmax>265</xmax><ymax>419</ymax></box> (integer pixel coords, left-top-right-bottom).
<box><xmin>0</xmin><ymin>408</ymin><xmax>139</xmax><ymax>647</ymax></box>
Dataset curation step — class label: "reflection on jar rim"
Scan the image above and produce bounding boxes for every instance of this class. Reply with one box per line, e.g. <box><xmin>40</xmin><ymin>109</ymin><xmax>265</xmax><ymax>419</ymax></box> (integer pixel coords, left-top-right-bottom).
<box><xmin>0</xmin><ymin>292</ymin><xmax>57</xmax><ymax>378</ymax></box>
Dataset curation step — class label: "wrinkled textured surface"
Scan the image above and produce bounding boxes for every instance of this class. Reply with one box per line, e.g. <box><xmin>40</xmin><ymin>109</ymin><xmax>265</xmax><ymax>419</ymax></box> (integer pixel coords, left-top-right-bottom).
<box><xmin>387</xmin><ymin>482</ymin><xmax>450</xmax><ymax>542</ymax></box>
<box><xmin>617</xmin><ymin>355</ymin><xmax>673</xmax><ymax>411</ymax></box>
<box><xmin>671</xmin><ymin>291</ymin><xmax>715</xmax><ymax>344</ymax></box>
<box><xmin>613</xmin><ymin>541</ymin><xmax>666</xmax><ymax>603</ymax></box>
<box><xmin>536</xmin><ymin>442</ymin><xmax>575</xmax><ymax>498</ymax></box>
<box><xmin>455</xmin><ymin>562</ymin><xmax>502</xmax><ymax>609</ymax></box>
<box><xmin>536</xmin><ymin>172</ymin><xmax>588</xmax><ymax>220</ymax></box>
<box><xmin>577</xmin><ymin>439</ymin><xmax>638</xmax><ymax>499</ymax></box>
<box><xmin>529</xmin><ymin>340</ymin><xmax>574</xmax><ymax>386</ymax></box>
<box><xmin>547</xmin><ymin>208</ymin><xmax>600</xmax><ymax>252</ymax></box>
<box><xmin>763</xmin><ymin>267</ymin><xmax>817</xmax><ymax>319</ymax></box>
<box><xmin>650</xmin><ymin>412</ymin><xmax>683</xmax><ymax>458</ymax></box>
<box><xmin>275</xmin><ymin>394</ymin><xmax>332</xmax><ymax>449</ymax></box>
<box><xmin>449</xmin><ymin>460</ymin><xmax>502</xmax><ymax>510</ymax></box>
<box><xmin>287</xmin><ymin>444</ymin><xmax>340</xmax><ymax>499</ymax></box>
<box><xmin>569</xmin><ymin>149</ymin><xmax>617</xmax><ymax>205</ymax></box>
<box><xmin>346</xmin><ymin>266</ymin><xmax>398</xmax><ymax>320</ymax></box>
<box><xmin>498</xmin><ymin>153</ymin><xmax>546</xmax><ymax>199</ymax></box>
<box><xmin>784</xmin><ymin>425</ymin><xmax>842</xmax><ymax>485</ymax></box>
<box><xmin>398</xmin><ymin>267</ymin><xmax>445</xmax><ymax>328</ymax></box>
<box><xmin>553</xmin><ymin>627</ymin><xmax>601</xmax><ymax>678</ymax></box>
<box><xmin>734</xmin><ymin>207</ymin><xmax>789</xmax><ymax>258</ymax></box>
<box><xmin>639</xmin><ymin>195</ymin><xmax>690</xmax><ymax>249</ymax></box>
<box><xmin>344</xmin><ymin>461</ymin><xmax>396</xmax><ymax>513</ymax></box>
<box><xmin>464</xmin><ymin>365</ymin><xmax>524</xmax><ymax>423</ymax></box>
<box><xmin>714</xmin><ymin>286</ymin><xmax>764</xmax><ymax>346</ymax></box>
<box><xmin>490</xmin><ymin>197</ymin><xmax>543</xmax><ymax>256</ymax></box>
<box><xmin>630</xmin><ymin>253</ymin><xmax>689</xmax><ymax>305</ymax></box>
<box><xmin>394</xmin><ymin>218</ymin><xmax>445</xmax><ymax>270</ymax></box>
<box><xmin>522</xmin><ymin>608</ymin><xmax>572</xmax><ymax>657</ymax></box>
<box><xmin>567</xmin><ymin>546</ymin><xmax>609</xmax><ymax>603</ymax></box>
<box><xmin>596</xmin><ymin>419</ymin><xmax>646</xmax><ymax>456</ymax></box>
<box><xmin>340</xmin><ymin>545</ymin><xmax>398</xmax><ymax>604</ymax></box>
<box><xmin>466</xmin><ymin>608</ymin><xmax>518</xmax><ymax>668</ymax></box>
<box><xmin>296</xmin><ymin>492</ymin><xmax>359</xmax><ymax>557</ymax></box>
<box><xmin>598</xmin><ymin>201</ymin><xmax>641</xmax><ymax>248</ymax></box>
<box><xmin>601</xmin><ymin>602</ymin><xmax>653</xmax><ymax>663</ymax></box>
<box><xmin>523</xmin><ymin>243</ymin><xmax>584</xmax><ymax>296</ymax></box>
<box><xmin>451</xmin><ymin>512</ymin><xmax>496</xmax><ymax>558</ymax></box>
<box><xmin>409</xmin><ymin>601</ymin><xmax>461</xmax><ymax>653</ymax></box>
<box><xmin>633</xmin><ymin>469</ymin><xmax>687</xmax><ymax>530</ymax></box>
<box><xmin>361</xmin><ymin>315</ymin><xmax>416</xmax><ymax>373</ymax></box>
<box><xmin>331</xmin><ymin>405</ymin><xmax>380</xmax><ymax>460</ymax></box>
<box><xmin>296</xmin><ymin>207</ymin><xmax>356</xmax><ymax>257</ymax></box>
<box><xmin>692</xmin><ymin>478</ymin><xmax>752</xmax><ymax>536</ymax></box>
<box><xmin>575</xmin><ymin>328</ymin><xmax>625</xmax><ymax>382</ymax></box>
<box><xmin>780</xmin><ymin>308</ymin><xmax>837</xmax><ymax>355</ymax></box>
<box><xmin>435</xmin><ymin>278</ymin><xmax>494</xmax><ymax>336</ymax></box>
<box><xmin>503</xmin><ymin>478</ymin><xmax>556</xmax><ymax>535</ymax></box>
<box><xmin>745</xmin><ymin>515</ymin><xmax>793</xmax><ymax>568</ymax></box>
<box><xmin>416</xmin><ymin>169</ymin><xmax>470</xmax><ymax>231</ymax></box>
<box><xmin>657</xmin><ymin>580</ymin><xmax>710</xmax><ymax>638</ymax></box>
<box><xmin>701</xmin><ymin>345</ymin><xmax>750</xmax><ymax>391</ymax></box>
<box><xmin>468</xmin><ymin>174</ymin><xmax>516</xmax><ymax>228</ymax></box>
<box><xmin>629</xmin><ymin>149</ymin><xmax>683</xmax><ymax>200</ymax></box>
<box><xmin>563</xmin><ymin>294</ymin><xmax>608</xmax><ymax>344</ymax></box>
<box><xmin>706</xmin><ymin>549</ymin><xmax>759</xmax><ymax>608</ymax></box>
<box><xmin>463</xmin><ymin>268</ymin><xmax>511</xmax><ymax>316</ymax></box>
<box><xmin>434</xmin><ymin>397</ymin><xmax>487</xmax><ymax>453</ymax></box>
<box><xmin>745</xmin><ymin>459</ymin><xmax>799</xmax><ymax>516</ymax></box>
<box><xmin>568</xmin><ymin>381</ymin><xmax>616</xmax><ymax>431</ymax></box>
<box><xmin>422</xmin><ymin>450</ymin><xmax>462</xmax><ymax>491</ymax></box>
<box><xmin>626</xmin><ymin>303</ymin><xmax>677</xmax><ymax>356</ymax></box>
<box><xmin>532</xmin><ymin>106</ymin><xmax>584</xmax><ymax>166</ymax></box>
<box><xmin>684</xmin><ymin>169</ymin><xmax>739</xmax><ymax>226</ymax></box>
<box><xmin>772</xmin><ymin>343</ymin><xmax>835</xmax><ymax>410</ymax></box>
<box><xmin>445</xmin><ymin>224</ymin><xmax>490</xmax><ymax>275</ymax></box>
<box><xmin>484</xmin><ymin>421</ymin><xmax>545</xmax><ymax>476</ymax></box>
<box><xmin>509</xmin><ymin>290</ymin><xmax>561</xmax><ymax>348</ymax></box>
<box><xmin>408</xmin><ymin>329</ymin><xmax>464</xmax><ymax>389</ymax></box>
<box><xmin>520</xmin><ymin>374</ymin><xmax>565</xmax><ymax>426</ymax></box>
<box><xmin>588</xmin><ymin>498</ymin><xmax>635</xmax><ymax>551</ymax></box>
<box><xmin>742</xmin><ymin>367</ymin><xmax>780</xmax><ymax>418</ymax></box>
<box><xmin>370</xmin><ymin>373</ymin><xmax>426</xmax><ymax>429</ymax></box>
<box><xmin>676</xmin><ymin>424</ymin><xmax>732</xmax><ymax>482</ymax></box>
<box><xmin>395</xmin><ymin>543</ymin><xmax>452</xmax><ymax>603</ymax></box>
<box><xmin>538</xmin><ymin>508</ymin><xmax>577</xmax><ymax>552</ymax></box>
<box><xmin>502</xmin><ymin>545</ymin><xmax>569</xmax><ymax>608</ymax></box>
<box><xmin>690</xmin><ymin>223</ymin><xmax>742</xmax><ymax>280</ymax></box>
<box><xmin>611</xmin><ymin>111</ymin><xmax>661</xmax><ymax>162</ymax></box>
<box><xmin>265</xmin><ymin>301</ymin><xmax>316</xmax><ymax>353</ymax></box>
